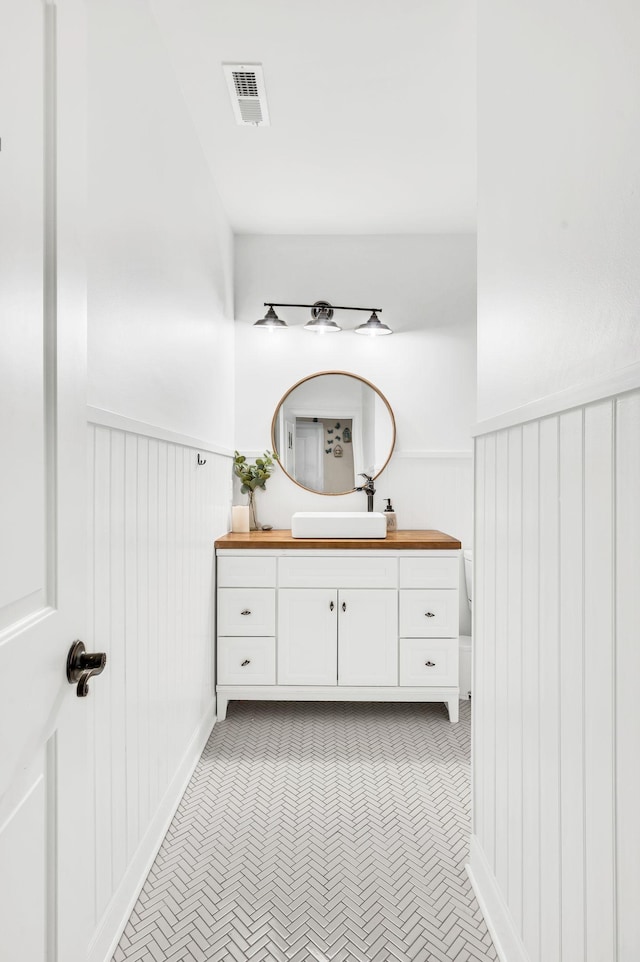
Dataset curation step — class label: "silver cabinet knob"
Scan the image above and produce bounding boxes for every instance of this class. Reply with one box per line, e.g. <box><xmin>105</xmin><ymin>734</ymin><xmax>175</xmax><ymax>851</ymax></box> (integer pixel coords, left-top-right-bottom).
<box><xmin>425</xmin><ymin>661</ymin><xmax>436</xmax><ymax>667</ymax></box>
<box><xmin>241</xmin><ymin>609</ymin><xmax>251</xmax><ymax>616</ymax></box>
<box><xmin>241</xmin><ymin>659</ymin><xmax>251</xmax><ymax>667</ymax></box>
<box><xmin>425</xmin><ymin>612</ymin><xmax>435</xmax><ymax>618</ymax></box>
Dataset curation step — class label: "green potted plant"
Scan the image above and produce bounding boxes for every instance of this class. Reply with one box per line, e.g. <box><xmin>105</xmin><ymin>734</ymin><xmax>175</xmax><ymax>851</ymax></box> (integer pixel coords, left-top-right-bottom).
<box><xmin>233</xmin><ymin>451</ymin><xmax>276</xmax><ymax>530</ymax></box>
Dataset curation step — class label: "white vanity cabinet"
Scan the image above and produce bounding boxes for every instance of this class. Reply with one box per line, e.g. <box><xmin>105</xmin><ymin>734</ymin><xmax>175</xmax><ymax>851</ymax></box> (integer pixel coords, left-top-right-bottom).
<box><xmin>215</xmin><ymin>531</ymin><xmax>461</xmax><ymax>723</ymax></box>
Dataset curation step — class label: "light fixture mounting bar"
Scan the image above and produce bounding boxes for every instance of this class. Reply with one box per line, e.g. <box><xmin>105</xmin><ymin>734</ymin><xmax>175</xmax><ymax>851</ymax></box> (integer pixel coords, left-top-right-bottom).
<box><xmin>264</xmin><ymin>302</ymin><xmax>383</xmax><ymax>314</ymax></box>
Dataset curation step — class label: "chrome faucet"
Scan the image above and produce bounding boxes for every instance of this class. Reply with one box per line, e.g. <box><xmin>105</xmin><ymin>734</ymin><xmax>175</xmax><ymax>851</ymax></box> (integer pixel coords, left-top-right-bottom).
<box><xmin>355</xmin><ymin>473</ymin><xmax>376</xmax><ymax>512</ymax></box>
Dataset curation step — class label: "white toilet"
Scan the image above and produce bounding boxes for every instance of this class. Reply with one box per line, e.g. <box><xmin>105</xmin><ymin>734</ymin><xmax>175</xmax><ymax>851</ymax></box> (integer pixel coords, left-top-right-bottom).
<box><xmin>459</xmin><ymin>550</ymin><xmax>473</xmax><ymax>698</ymax></box>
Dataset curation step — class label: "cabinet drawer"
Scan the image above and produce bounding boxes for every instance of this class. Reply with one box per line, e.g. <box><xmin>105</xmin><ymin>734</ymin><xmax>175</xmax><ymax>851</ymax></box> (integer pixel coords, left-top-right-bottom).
<box><xmin>279</xmin><ymin>556</ymin><xmax>397</xmax><ymax>588</ymax></box>
<box><xmin>218</xmin><ymin>588</ymin><xmax>275</xmax><ymax>636</ymax></box>
<box><xmin>399</xmin><ymin>589</ymin><xmax>457</xmax><ymax>637</ymax></box>
<box><xmin>399</xmin><ymin>557</ymin><xmax>458</xmax><ymax>589</ymax></box>
<box><xmin>218</xmin><ymin>637</ymin><xmax>276</xmax><ymax>685</ymax></box>
<box><xmin>218</xmin><ymin>556</ymin><xmax>276</xmax><ymax>588</ymax></box>
<box><xmin>400</xmin><ymin>638</ymin><xmax>458</xmax><ymax>687</ymax></box>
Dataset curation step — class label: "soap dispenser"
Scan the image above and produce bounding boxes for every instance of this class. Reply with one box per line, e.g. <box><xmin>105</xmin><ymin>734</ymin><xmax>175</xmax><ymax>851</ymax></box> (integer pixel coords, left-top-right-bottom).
<box><xmin>384</xmin><ymin>498</ymin><xmax>397</xmax><ymax>531</ymax></box>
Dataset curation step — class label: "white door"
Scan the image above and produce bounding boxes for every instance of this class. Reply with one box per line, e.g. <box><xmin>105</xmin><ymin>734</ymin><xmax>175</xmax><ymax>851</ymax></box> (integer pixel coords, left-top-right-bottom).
<box><xmin>338</xmin><ymin>590</ymin><xmax>398</xmax><ymax>686</ymax></box>
<box><xmin>278</xmin><ymin>589</ymin><xmax>338</xmax><ymax>685</ymax></box>
<box><xmin>283</xmin><ymin>417</ymin><xmax>296</xmax><ymax>476</ymax></box>
<box><xmin>0</xmin><ymin>2</ymin><xmax>91</xmax><ymax>961</ymax></box>
<box><xmin>294</xmin><ymin>420</ymin><xmax>324</xmax><ymax>490</ymax></box>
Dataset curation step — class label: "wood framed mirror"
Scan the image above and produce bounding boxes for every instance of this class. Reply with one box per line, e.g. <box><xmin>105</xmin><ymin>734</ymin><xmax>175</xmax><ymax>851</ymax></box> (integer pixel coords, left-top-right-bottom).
<box><xmin>271</xmin><ymin>371</ymin><xmax>396</xmax><ymax>495</ymax></box>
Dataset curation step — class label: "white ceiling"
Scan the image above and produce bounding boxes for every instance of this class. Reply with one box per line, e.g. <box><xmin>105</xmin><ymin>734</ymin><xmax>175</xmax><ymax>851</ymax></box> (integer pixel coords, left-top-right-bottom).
<box><xmin>149</xmin><ymin>0</ymin><xmax>476</xmax><ymax>235</ymax></box>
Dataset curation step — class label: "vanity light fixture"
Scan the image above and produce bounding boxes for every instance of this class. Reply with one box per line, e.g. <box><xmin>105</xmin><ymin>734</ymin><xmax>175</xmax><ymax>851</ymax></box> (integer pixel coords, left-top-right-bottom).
<box><xmin>254</xmin><ymin>300</ymin><xmax>393</xmax><ymax>335</ymax></box>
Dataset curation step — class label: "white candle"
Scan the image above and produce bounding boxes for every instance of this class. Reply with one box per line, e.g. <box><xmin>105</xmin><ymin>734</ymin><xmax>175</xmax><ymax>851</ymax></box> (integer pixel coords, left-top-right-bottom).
<box><xmin>232</xmin><ymin>505</ymin><xmax>250</xmax><ymax>533</ymax></box>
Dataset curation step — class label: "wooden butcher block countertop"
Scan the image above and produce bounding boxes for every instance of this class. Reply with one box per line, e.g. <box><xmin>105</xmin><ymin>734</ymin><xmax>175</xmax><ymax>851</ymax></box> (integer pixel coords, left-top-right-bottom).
<box><xmin>215</xmin><ymin>529</ymin><xmax>462</xmax><ymax>550</ymax></box>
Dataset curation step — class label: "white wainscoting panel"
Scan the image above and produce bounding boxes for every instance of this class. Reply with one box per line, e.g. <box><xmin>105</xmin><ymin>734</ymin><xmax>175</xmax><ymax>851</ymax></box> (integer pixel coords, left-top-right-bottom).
<box><xmin>615</xmin><ymin>391</ymin><xmax>640</xmax><ymax>962</ymax></box>
<box><xmin>472</xmin><ymin>387</ymin><xmax>640</xmax><ymax>962</ymax></box>
<box><xmin>86</xmin><ymin>419</ymin><xmax>231</xmax><ymax>962</ymax></box>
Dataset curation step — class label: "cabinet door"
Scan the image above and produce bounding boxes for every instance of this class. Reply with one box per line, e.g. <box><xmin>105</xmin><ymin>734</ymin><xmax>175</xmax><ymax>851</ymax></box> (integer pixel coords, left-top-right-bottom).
<box><xmin>338</xmin><ymin>589</ymin><xmax>398</xmax><ymax>686</ymax></box>
<box><xmin>278</xmin><ymin>589</ymin><xmax>338</xmax><ymax>685</ymax></box>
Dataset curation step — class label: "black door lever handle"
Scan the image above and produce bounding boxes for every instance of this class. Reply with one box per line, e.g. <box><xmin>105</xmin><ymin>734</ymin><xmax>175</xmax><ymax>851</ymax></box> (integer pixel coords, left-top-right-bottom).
<box><xmin>67</xmin><ymin>641</ymin><xmax>107</xmax><ymax>697</ymax></box>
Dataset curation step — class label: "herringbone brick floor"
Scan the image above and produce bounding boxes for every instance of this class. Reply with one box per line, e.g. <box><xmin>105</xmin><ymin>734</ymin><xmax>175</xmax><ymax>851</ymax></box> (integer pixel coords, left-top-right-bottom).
<box><xmin>113</xmin><ymin>699</ymin><xmax>496</xmax><ymax>961</ymax></box>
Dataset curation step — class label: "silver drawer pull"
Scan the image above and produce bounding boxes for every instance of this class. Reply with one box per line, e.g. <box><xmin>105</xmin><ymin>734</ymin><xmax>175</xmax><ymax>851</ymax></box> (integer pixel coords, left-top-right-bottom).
<box><xmin>424</xmin><ymin>612</ymin><xmax>435</xmax><ymax>618</ymax></box>
<box><xmin>241</xmin><ymin>659</ymin><xmax>251</xmax><ymax>667</ymax></box>
<box><xmin>240</xmin><ymin>609</ymin><xmax>251</xmax><ymax>616</ymax></box>
<box><xmin>425</xmin><ymin>660</ymin><xmax>436</xmax><ymax>667</ymax></box>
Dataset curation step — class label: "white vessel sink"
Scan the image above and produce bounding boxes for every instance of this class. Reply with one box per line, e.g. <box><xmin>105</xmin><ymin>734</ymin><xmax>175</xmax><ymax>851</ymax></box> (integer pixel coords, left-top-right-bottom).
<box><xmin>291</xmin><ymin>511</ymin><xmax>387</xmax><ymax>539</ymax></box>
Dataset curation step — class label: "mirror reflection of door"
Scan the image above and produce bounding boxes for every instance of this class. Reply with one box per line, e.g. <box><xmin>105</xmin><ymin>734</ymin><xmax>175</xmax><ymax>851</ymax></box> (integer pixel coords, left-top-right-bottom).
<box><xmin>294</xmin><ymin>420</ymin><xmax>324</xmax><ymax>490</ymax></box>
<box><xmin>291</xmin><ymin>411</ymin><xmax>360</xmax><ymax>491</ymax></box>
<box><xmin>297</xmin><ymin>417</ymin><xmax>355</xmax><ymax>494</ymax></box>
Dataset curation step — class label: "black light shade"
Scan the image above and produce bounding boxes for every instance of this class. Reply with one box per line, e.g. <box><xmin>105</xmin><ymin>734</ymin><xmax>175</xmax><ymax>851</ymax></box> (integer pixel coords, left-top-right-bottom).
<box><xmin>304</xmin><ymin>300</ymin><xmax>342</xmax><ymax>334</ymax></box>
<box><xmin>254</xmin><ymin>306</ymin><xmax>287</xmax><ymax>329</ymax></box>
<box><xmin>303</xmin><ymin>316</ymin><xmax>342</xmax><ymax>333</ymax></box>
<box><xmin>354</xmin><ymin>311</ymin><xmax>393</xmax><ymax>336</ymax></box>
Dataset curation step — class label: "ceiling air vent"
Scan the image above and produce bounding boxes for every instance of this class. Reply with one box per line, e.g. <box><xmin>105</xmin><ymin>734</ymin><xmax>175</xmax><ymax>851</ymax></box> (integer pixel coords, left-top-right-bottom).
<box><xmin>223</xmin><ymin>63</ymin><xmax>270</xmax><ymax>127</ymax></box>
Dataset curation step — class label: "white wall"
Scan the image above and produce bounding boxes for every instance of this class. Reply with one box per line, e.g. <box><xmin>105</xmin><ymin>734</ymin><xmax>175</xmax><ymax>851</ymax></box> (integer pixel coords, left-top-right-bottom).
<box><xmin>85</xmin><ymin>3</ymin><xmax>235</xmax><ymax>957</ymax></box>
<box><xmin>87</xmin><ymin>0</ymin><xmax>234</xmax><ymax>446</ymax></box>
<box><xmin>235</xmin><ymin>234</ymin><xmax>476</xmax><ymax>455</ymax></box>
<box><xmin>477</xmin><ymin>0</ymin><xmax>640</xmax><ymax>422</ymax></box>
<box><xmin>234</xmin><ymin>234</ymin><xmax>476</xmax><ymax>632</ymax></box>
<box><xmin>474</xmin><ymin>2</ymin><xmax>640</xmax><ymax>959</ymax></box>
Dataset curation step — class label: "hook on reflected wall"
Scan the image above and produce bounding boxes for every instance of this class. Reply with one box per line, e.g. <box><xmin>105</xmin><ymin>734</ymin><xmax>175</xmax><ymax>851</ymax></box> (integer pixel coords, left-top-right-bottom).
<box><xmin>197</xmin><ymin>454</ymin><xmax>207</xmax><ymax>466</ymax></box>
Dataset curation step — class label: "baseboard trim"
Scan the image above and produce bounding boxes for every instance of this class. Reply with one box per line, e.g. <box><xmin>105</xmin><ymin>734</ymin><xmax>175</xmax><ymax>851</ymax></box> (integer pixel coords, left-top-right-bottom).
<box><xmin>466</xmin><ymin>835</ymin><xmax>530</xmax><ymax>962</ymax></box>
<box><xmin>88</xmin><ymin>705</ymin><xmax>216</xmax><ymax>962</ymax></box>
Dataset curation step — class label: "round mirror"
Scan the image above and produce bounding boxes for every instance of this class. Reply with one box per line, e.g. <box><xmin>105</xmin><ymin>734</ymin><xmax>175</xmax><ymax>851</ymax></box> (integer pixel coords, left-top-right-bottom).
<box><xmin>271</xmin><ymin>371</ymin><xmax>396</xmax><ymax>495</ymax></box>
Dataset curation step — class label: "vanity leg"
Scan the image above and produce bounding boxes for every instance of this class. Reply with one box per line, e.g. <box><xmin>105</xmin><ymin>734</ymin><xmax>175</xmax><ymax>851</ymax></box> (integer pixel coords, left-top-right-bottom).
<box><xmin>217</xmin><ymin>695</ymin><xmax>228</xmax><ymax>721</ymax></box>
<box><xmin>446</xmin><ymin>698</ymin><xmax>459</xmax><ymax>724</ymax></box>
